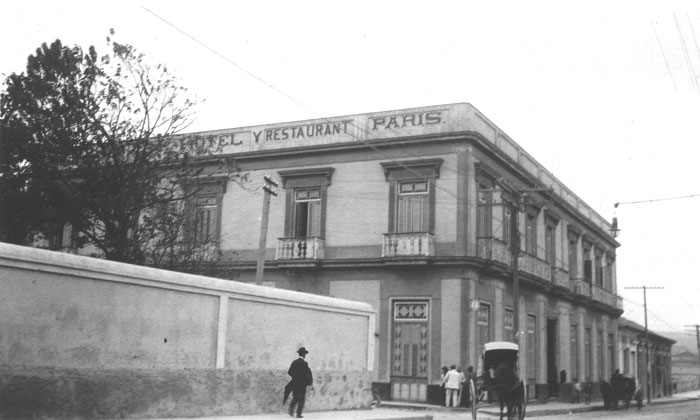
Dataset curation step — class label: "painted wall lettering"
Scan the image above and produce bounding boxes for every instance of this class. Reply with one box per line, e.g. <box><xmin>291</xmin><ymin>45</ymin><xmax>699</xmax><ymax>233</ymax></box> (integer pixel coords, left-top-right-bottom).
<box><xmin>370</xmin><ymin>111</ymin><xmax>442</xmax><ymax>131</ymax></box>
<box><xmin>163</xmin><ymin>133</ymin><xmax>241</xmax><ymax>159</ymax></box>
<box><xmin>252</xmin><ymin>120</ymin><xmax>351</xmax><ymax>143</ymax></box>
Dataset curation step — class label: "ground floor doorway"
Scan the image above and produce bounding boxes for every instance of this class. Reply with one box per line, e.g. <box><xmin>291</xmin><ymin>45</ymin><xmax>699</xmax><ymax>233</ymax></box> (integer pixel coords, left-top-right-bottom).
<box><xmin>547</xmin><ymin>318</ymin><xmax>559</xmax><ymax>398</ymax></box>
<box><xmin>390</xmin><ymin>300</ymin><xmax>429</xmax><ymax>401</ymax></box>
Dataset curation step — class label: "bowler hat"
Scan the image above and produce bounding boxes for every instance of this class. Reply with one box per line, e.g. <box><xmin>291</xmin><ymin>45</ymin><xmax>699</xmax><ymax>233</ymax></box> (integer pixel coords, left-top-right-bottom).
<box><xmin>297</xmin><ymin>347</ymin><xmax>309</xmax><ymax>355</ymax></box>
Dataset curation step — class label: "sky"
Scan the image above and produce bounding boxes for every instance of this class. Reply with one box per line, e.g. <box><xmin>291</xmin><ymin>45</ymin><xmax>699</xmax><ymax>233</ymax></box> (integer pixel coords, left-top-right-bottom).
<box><xmin>2</xmin><ymin>1</ymin><xmax>700</xmax><ymax>337</ymax></box>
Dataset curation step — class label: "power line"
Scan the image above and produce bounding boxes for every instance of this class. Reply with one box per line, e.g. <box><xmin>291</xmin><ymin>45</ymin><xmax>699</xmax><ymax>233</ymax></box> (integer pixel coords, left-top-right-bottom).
<box><xmin>140</xmin><ymin>6</ymin><xmax>315</xmax><ymax>116</ymax></box>
<box><xmin>614</xmin><ymin>192</ymin><xmax>700</xmax><ymax>208</ymax></box>
<box><xmin>651</xmin><ymin>18</ymin><xmax>678</xmax><ymax>92</ymax></box>
<box><xmin>674</xmin><ymin>12</ymin><xmax>700</xmax><ymax>92</ymax></box>
<box><xmin>141</xmin><ymin>5</ymin><xmax>474</xmax><ymax>204</ymax></box>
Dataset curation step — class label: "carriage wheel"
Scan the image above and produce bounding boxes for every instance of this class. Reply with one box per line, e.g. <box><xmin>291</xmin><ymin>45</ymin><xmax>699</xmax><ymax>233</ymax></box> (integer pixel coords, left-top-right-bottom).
<box><xmin>469</xmin><ymin>379</ymin><xmax>477</xmax><ymax>420</ymax></box>
<box><xmin>507</xmin><ymin>381</ymin><xmax>527</xmax><ymax>420</ymax></box>
<box><xmin>518</xmin><ymin>381</ymin><xmax>527</xmax><ymax>420</ymax></box>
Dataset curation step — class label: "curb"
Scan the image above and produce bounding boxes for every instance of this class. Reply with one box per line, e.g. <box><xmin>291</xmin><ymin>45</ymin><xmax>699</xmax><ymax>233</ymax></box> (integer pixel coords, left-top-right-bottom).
<box><xmin>381</xmin><ymin>394</ymin><xmax>700</xmax><ymax>418</ymax></box>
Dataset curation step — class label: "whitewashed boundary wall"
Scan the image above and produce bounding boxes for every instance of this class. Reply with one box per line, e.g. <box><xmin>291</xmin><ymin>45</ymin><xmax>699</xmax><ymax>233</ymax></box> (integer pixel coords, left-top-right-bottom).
<box><xmin>0</xmin><ymin>243</ymin><xmax>375</xmax><ymax>419</ymax></box>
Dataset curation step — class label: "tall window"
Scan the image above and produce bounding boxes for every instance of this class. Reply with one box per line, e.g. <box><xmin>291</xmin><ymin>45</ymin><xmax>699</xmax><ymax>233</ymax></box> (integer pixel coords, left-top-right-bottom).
<box><xmin>527</xmin><ymin>315</ymin><xmax>536</xmax><ymax>381</ymax></box>
<box><xmin>381</xmin><ymin>159</ymin><xmax>442</xmax><ymax>235</ymax></box>
<box><xmin>194</xmin><ymin>195</ymin><xmax>218</xmax><ymax>243</ymax></box>
<box><xmin>585</xmin><ymin>328</ymin><xmax>592</xmax><ymax>380</ymax></box>
<box><xmin>571</xmin><ymin>324</ymin><xmax>580</xmax><ymax>380</ymax></box>
<box><xmin>583</xmin><ymin>242</ymin><xmax>592</xmax><ymax>283</ymax></box>
<box><xmin>293</xmin><ymin>187</ymin><xmax>321</xmax><ymax>237</ymax></box>
<box><xmin>605</xmin><ymin>256</ymin><xmax>615</xmax><ymax>290</ymax></box>
<box><xmin>477</xmin><ymin>303</ymin><xmax>491</xmax><ymax>353</ymax></box>
<box><xmin>525</xmin><ymin>211</ymin><xmax>537</xmax><ymax>255</ymax></box>
<box><xmin>279</xmin><ymin>167</ymin><xmax>334</xmax><ymax>240</ymax></box>
<box><xmin>477</xmin><ymin>181</ymin><xmax>493</xmax><ymax>238</ymax></box>
<box><xmin>504</xmin><ymin>309</ymin><xmax>514</xmax><ymax>342</ymax></box>
<box><xmin>545</xmin><ymin>221</ymin><xmax>556</xmax><ymax>265</ymax></box>
<box><xmin>396</xmin><ymin>180</ymin><xmax>429</xmax><ymax>233</ymax></box>
<box><xmin>568</xmin><ymin>232</ymin><xmax>578</xmax><ymax>280</ymax></box>
<box><xmin>595</xmin><ymin>251</ymin><xmax>603</xmax><ymax>287</ymax></box>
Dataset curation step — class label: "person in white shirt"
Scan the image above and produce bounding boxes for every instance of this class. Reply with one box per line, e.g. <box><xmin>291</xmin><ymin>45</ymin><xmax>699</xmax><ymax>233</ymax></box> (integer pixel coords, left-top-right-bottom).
<box><xmin>441</xmin><ymin>365</ymin><xmax>462</xmax><ymax>407</ymax></box>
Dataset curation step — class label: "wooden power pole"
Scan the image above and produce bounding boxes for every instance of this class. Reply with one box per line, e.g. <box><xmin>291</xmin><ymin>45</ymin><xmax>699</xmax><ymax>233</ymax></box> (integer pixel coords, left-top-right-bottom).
<box><xmin>255</xmin><ymin>174</ymin><xmax>278</xmax><ymax>286</ymax></box>
<box><xmin>625</xmin><ymin>285</ymin><xmax>664</xmax><ymax>403</ymax></box>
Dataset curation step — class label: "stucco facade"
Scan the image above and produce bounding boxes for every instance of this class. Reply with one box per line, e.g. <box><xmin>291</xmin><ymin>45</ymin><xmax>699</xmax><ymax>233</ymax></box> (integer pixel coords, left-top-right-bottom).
<box><xmin>74</xmin><ymin>103</ymin><xmax>624</xmax><ymax>404</ymax></box>
<box><xmin>0</xmin><ymin>243</ymin><xmax>375</xmax><ymax>418</ymax></box>
<box><xmin>617</xmin><ymin>318</ymin><xmax>675</xmax><ymax>399</ymax></box>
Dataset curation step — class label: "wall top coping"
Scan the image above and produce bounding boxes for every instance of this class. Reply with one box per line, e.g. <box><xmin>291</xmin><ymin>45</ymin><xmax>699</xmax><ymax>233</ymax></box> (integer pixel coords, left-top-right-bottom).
<box><xmin>171</xmin><ymin>102</ymin><xmax>613</xmax><ymax>241</ymax></box>
<box><xmin>0</xmin><ymin>243</ymin><xmax>375</xmax><ymax>316</ymax></box>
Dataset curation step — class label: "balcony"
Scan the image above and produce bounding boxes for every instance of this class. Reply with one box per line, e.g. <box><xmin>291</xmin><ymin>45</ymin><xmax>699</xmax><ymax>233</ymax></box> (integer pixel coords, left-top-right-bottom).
<box><xmin>615</xmin><ymin>295</ymin><xmax>624</xmax><ymax>311</ymax></box>
<box><xmin>572</xmin><ymin>279</ymin><xmax>591</xmax><ymax>297</ymax></box>
<box><xmin>553</xmin><ymin>268</ymin><xmax>571</xmax><ymax>289</ymax></box>
<box><xmin>519</xmin><ymin>254</ymin><xmax>552</xmax><ymax>280</ymax></box>
<box><xmin>476</xmin><ymin>238</ymin><xmax>511</xmax><ymax>265</ymax></box>
<box><xmin>276</xmin><ymin>237</ymin><xmax>325</xmax><ymax>260</ymax></box>
<box><xmin>382</xmin><ymin>232</ymin><xmax>435</xmax><ymax>258</ymax></box>
<box><xmin>592</xmin><ymin>284</ymin><xmax>621</xmax><ymax>308</ymax></box>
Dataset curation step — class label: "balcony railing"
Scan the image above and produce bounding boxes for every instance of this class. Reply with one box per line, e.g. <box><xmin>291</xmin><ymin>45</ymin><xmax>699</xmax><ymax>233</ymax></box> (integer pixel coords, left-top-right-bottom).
<box><xmin>572</xmin><ymin>279</ymin><xmax>592</xmax><ymax>297</ymax></box>
<box><xmin>519</xmin><ymin>254</ymin><xmax>552</xmax><ymax>280</ymax></box>
<box><xmin>553</xmin><ymin>268</ymin><xmax>571</xmax><ymax>289</ymax></box>
<box><xmin>382</xmin><ymin>232</ymin><xmax>434</xmax><ymax>257</ymax></box>
<box><xmin>615</xmin><ymin>295</ymin><xmax>624</xmax><ymax>311</ymax></box>
<box><xmin>276</xmin><ymin>237</ymin><xmax>325</xmax><ymax>260</ymax></box>
<box><xmin>476</xmin><ymin>238</ymin><xmax>511</xmax><ymax>265</ymax></box>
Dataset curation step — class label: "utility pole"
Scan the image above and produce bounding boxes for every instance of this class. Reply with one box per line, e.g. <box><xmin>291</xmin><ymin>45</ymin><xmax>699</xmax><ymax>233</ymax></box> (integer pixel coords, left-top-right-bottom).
<box><xmin>503</xmin><ymin>185</ymin><xmax>551</xmax><ymax>341</ymax></box>
<box><xmin>481</xmin><ymin>181</ymin><xmax>551</xmax><ymax>342</ymax></box>
<box><xmin>625</xmin><ymin>285</ymin><xmax>664</xmax><ymax>404</ymax></box>
<box><xmin>684</xmin><ymin>324</ymin><xmax>700</xmax><ymax>388</ymax></box>
<box><xmin>255</xmin><ymin>174</ymin><xmax>278</xmax><ymax>286</ymax></box>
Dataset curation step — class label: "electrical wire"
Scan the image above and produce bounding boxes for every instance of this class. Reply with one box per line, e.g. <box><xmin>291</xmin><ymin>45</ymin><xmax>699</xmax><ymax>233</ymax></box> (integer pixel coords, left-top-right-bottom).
<box><xmin>614</xmin><ymin>193</ymin><xmax>700</xmax><ymax>208</ymax></box>
<box><xmin>139</xmin><ymin>5</ymin><xmax>554</xmax><ymax>209</ymax></box>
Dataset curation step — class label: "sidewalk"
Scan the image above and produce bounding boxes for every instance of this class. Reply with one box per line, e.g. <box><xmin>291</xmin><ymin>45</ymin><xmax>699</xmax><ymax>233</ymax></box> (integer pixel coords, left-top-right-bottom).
<box><xmin>383</xmin><ymin>389</ymin><xmax>700</xmax><ymax>418</ymax></box>
<box><xmin>127</xmin><ymin>390</ymin><xmax>700</xmax><ymax>420</ymax></box>
<box><xmin>136</xmin><ymin>409</ymin><xmax>432</xmax><ymax>420</ymax></box>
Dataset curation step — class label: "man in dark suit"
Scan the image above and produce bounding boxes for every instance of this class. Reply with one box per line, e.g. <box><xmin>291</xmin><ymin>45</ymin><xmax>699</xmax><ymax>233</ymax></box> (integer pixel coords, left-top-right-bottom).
<box><xmin>287</xmin><ymin>347</ymin><xmax>313</xmax><ymax>418</ymax></box>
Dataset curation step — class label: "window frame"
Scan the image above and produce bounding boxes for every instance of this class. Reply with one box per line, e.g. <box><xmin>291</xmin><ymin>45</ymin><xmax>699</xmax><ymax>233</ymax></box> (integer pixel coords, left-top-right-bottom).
<box><xmin>380</xmin><ymin>159</ymin><xmax>442</xmax><ymax>235</ymax></box>
<box><xmin>524</xmin><ymin>208</ymin><xmax>538</xmax><ymax>255</ymax></box>
<box><xmin>278</xmin><ymin>168</ymin><xmax>335</xmax><ymax>239</ymax></box>
<box><xmin>184</xmin><ymin>175</ymin><xmax>227</xmax><ymax>246</ymax></box>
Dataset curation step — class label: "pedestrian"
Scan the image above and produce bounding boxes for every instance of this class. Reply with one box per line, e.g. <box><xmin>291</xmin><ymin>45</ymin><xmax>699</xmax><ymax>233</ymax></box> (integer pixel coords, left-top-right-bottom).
<box><xmin>572</xmin><ymin>377</ymin><xmax>581</xmax><ymax>404</ymax></box>
<box><xmin>441</xmin><ymin>364</ymin><xmax>461</xmax><ymax>407</ymax></box>
<box><xmin>634</xmin><ymin>384</ymin><xmax>644</xmax><ymax>410</ymax></box>
<box><xmin>287</xmin><ymin>347</ymin><xmax>313</xmax><ymax>418</ymax></box>
<box><xmin>464</xmin><ymin>366</ymin><xmax>477</xmax><ymax>407</ymax></box>
<box><xmin>457</xmin><ymin>366</ymin><xmax>467</xmax><ymax>407</ymax></box>
<box><xmin>440</xmin><ymin>366</ymin><xmax>448</xmax><ymax>405</ymax></box>
<box><xmin>582</xmin><ymin>377</ymin><xmax>593</xmax><ymax>405</ymax></box>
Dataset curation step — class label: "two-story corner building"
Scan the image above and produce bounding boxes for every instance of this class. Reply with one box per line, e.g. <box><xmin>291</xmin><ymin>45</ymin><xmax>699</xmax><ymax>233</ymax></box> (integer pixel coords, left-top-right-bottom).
<box><xmin>147</xmin><ymin>103</ymin><xmax>625</xmax><ymax>403</ymax></box>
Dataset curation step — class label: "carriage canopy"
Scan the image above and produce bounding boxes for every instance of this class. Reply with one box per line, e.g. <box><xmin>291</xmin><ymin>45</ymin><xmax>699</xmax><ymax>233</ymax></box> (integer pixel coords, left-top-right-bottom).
<box><xmin>482</xmin><ymin>341</ymin><xmax>519</xmax><ymax>373</ymax></box>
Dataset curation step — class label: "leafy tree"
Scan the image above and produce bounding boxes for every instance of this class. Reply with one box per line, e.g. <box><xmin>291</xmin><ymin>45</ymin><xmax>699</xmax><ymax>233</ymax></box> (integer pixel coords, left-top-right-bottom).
<box><xmin>0</xmin><ymin>32</ymin><xmax>247</xmax><ymax>268</ymax></box>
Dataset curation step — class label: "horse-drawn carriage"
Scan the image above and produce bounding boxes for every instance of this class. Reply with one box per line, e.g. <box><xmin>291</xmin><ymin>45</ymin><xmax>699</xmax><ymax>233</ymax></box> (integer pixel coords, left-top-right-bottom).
<box><xmin>600</xmin><ymin>372</ymin><xmax>637</xmax><ymax>410</ymax></box>
<box><xmin>466</xmin><ymin>341</ymin><xmax>527</xmax><ymax>420</ymax></box>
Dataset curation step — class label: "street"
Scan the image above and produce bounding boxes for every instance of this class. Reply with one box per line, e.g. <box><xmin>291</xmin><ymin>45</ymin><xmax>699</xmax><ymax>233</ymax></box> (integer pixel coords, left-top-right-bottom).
<box><xmin>383</xmin><ymin>399</ymin><xmax>700</xmax><ymax>420</ymax></box>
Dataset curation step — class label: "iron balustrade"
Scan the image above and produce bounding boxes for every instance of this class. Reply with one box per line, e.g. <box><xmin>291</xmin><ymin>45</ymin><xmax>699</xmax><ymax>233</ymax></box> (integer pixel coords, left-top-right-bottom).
<box><xmin>519</xmin><ymin>253</ymin><xmax>552</xmax><ymax>280</ymax></box>
<box><xmin>573</xmin><ymin>279</ymin><xmax>592</xmax><ymax>297</ymax></box>
<box><xmin>476</xmin><ymin>237</ymin><xmax>512</xmax><ymax>265</ymax></box>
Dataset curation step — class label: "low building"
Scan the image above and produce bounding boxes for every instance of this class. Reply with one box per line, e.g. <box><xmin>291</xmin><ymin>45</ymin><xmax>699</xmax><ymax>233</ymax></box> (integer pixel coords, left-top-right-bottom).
<box><xmin>618</xmin><ymin>317</ymin><xmax>675</xmax><ymax>398</ymax></box>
